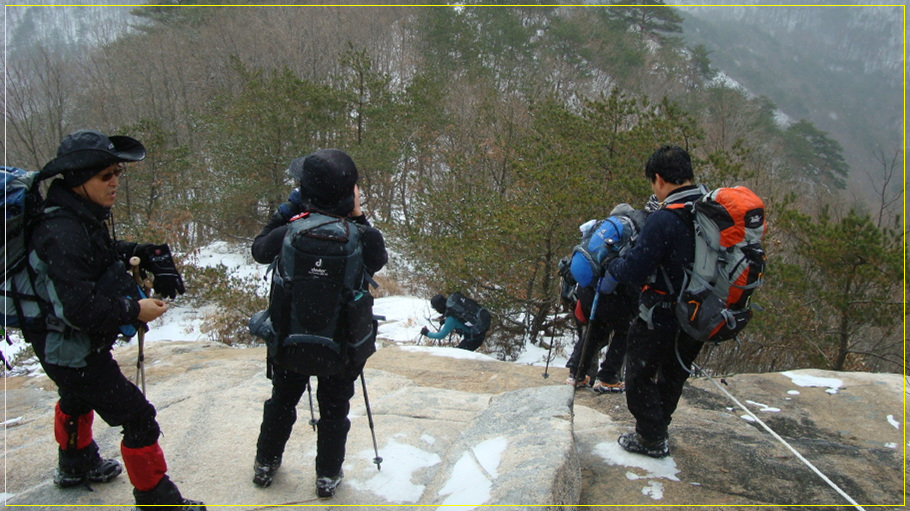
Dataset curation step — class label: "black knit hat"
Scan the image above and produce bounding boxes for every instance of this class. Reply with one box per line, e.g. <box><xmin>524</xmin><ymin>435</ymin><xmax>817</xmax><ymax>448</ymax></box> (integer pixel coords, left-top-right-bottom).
<box><xmin>288</xmin><ymin>149</ymin><xmax>358</xmax><ymax>215</ymax></box>
<box><xmin>41</xmin><ymin>129</ymin><xmax>146</xmax><ymax>187</ymax></box>
<box><xmin>430</xmin><ymin>294</ymin><xmax>447</xmax><ymax>315</ymax></box>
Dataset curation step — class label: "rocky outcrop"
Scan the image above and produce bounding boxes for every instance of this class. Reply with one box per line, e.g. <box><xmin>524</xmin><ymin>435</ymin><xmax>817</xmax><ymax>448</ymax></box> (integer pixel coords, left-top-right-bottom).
<box><xmin>4</xmin><ymin>340</ymin><xmax>905</xmax><ymax>510</ymax></box>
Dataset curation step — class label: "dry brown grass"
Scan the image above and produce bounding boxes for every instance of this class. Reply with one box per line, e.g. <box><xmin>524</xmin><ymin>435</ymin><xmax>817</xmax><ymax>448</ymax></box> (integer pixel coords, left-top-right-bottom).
<box><xmin>371</xmin><ymin>273</ymin><xmax>408</xmax><ymax>298</ymax></box>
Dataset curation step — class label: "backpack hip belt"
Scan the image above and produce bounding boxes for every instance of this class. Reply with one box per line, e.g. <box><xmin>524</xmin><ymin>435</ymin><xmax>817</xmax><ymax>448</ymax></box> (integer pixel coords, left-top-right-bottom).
<box><xmin>638</xmin><ymin>283</ymin><xmax>674</xmax><ymax>330</ymax></box>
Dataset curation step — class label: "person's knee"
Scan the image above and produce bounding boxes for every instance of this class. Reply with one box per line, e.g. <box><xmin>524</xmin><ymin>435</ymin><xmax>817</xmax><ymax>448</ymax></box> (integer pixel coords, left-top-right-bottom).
<box><xmin>317</xmin><ymin>416</ymin><xmax>351</xmax><ymax>434</ymax></box>
<box><xmin>121</xmin><ymin>406</ymin><xmax>160</xmax><ymax>449</ymax></box>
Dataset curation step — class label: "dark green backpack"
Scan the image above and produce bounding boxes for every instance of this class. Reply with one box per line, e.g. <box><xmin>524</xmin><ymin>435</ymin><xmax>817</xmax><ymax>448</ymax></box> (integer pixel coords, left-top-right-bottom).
<box><xmin>250</xmin><ymin>212</ymin><xmax>376</xmax><ymax>375</ymax></box>
<box><xmin>445</xmin><ymin>292</ymin><xmax>490</xmax><ymax>337</ymax></box>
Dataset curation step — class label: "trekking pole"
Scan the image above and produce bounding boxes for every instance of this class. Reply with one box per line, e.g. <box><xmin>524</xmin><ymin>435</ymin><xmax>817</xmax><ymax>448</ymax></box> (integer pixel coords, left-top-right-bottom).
<box><xmin>542</xmin><ymin>303</ymin><xmax>558</xmax><ymax>379</ymax></box>
<box><xmin>129</xmin><ymin>257</ymin><xmax>150</xmax><ymax>394</ymax></box>
<box><xmin>306</xmin><ymin>377</ymin><xmax>317</xmax><ymax>431</ymax></box>
<box><xmin>573</xmin><ymin>278</ymin><xmax>603</xmax><ymax>392</ymax></box>
<box><xmin>359</xmin><ymin>371</ymin><xmax>383</xmax><ymax>470</ymax></box>
<box><xmin>2</xmin><ymin>332</ymin><xmax>12</xmax><ymax>372</ymax></box>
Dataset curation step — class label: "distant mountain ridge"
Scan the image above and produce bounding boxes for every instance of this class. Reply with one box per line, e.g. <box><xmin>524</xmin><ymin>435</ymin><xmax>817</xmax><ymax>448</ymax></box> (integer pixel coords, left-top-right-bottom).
<box><xmin>670</xmin><ymin>1</ymin><xmax>904</xmax><ymax>196</ymax></box>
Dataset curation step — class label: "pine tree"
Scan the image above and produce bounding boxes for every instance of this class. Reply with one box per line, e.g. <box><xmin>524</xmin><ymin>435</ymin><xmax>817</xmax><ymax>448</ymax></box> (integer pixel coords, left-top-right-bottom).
<box><xmin>783</xmin><ymin>119</ymin><xmax>850</xmax><ymax>191</ymax></box>
<box><xmin>774</xmin><ymin>204</ymin><xmax>903</xmax><ymax>371</ymax></box>
<box><xmin>606</xmin><ymin>0</ymin><xmax>684</xmax><ymax>43</ymax></box>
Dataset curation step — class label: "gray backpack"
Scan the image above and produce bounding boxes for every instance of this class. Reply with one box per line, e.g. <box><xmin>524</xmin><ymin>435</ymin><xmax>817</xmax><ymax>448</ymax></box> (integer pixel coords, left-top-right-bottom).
<box><xmin>665</xmin><ymin>186</ymin><xmax>766</xmax><ymax>342</ymax></box>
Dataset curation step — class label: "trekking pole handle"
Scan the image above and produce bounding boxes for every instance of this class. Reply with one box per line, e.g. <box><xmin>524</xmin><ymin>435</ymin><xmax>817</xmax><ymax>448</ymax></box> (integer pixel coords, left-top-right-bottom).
<box><xmin>129</xmin><ymin>257</ymin><xmax>152</xmax><ymax>296</ymax></box>
<box><xmin>129</xmin><ymin>257</ymin><xmax>143</xmax><ymax>286</ymax></box>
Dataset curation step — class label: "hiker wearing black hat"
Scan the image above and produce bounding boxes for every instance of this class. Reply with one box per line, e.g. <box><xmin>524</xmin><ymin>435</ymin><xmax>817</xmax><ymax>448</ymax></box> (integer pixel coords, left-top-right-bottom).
<box><xmin>250</xmin><ymin>149</ymin><xmax>388</xmax><ymax>497</ymax></box>
<box><xmin>601</xmin><ymin>145</ymin><xmax>707</xmax><ymax>459</ymax></box>
<box><xmin>419</xmin><ymin>292</ymin><xmax>491</xmax><ymax>351</ymax></box>
<box><xmin>23</xmin><ymin>130</ymin><xmax>203</xmax><ymax>509</ymax></box>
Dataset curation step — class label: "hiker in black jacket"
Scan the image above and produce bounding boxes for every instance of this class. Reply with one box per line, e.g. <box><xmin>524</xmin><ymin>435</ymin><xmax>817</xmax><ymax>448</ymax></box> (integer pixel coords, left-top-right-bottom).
<box><xmin>602</xmin><ymin>145</ymin><xmax>707</xmax><ymax>459</ymax></box>
<box><xmin>420</xmin><ymin>293</ymin><xmax>490</xmax><ymax>351</ymax></box>
<box><xmin>250</xmin><ymin>149</ymin><xmax>387</xmax><ymax>497</ymax></box>
<box><xmin>24</xmin><ymin>130</ymin><xmax>203</xmax><ymax>510</ymax></box>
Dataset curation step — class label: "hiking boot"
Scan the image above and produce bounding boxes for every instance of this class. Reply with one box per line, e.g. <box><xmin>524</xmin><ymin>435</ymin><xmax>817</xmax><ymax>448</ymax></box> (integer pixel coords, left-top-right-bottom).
<box><xmin>618</xmin><ymin>431</ymin><xmax>669</xmax><ymax>458</ymax></box>
<box><xmin>134</xmin><ymin>475</ymin><xmax>206</xmax><ymax>511</ymax></box>
<box><xmin>54</xmin><ymin>457</ymin><xmax>122</xmax><ymax>488</ymax></box>
<box><xmin>592</xmin><ymin>379</ymin><xmax>625</xmax><ymax>394</ymax></box>
<box><xmin>252</xmin><ymin>458</ymin><xmax>281</xmax><ymax>488</ymax></box>
<box><xmin>316</xmin><ymin>469</ymin><xmax>344</xmax><ymax>498</ymax></box>
<box><xmin>565</xmin><ymin>375</ymin><xmax>590</xmax><ymax>388</ymax></box>
<box><xmin>134</xmin><ymin>498</ymin><xmax>206</xmax><ymax>511</ymax></box>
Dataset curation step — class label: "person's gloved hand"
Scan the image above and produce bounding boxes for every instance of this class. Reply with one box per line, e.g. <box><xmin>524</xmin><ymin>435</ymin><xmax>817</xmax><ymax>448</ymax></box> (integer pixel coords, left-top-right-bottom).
<box><xmin>135</xmin><ymin>244</ymin><xmax>185</xmax><ymax>299</ymax></box>
<box><xmin>598</xmin><ymin>273</ymin><xmax>619</xmax><ymax>295</ymax></box>
<box><xmin>277</xmin><ymin>188</ymin><xmax>305</xmax><ymax>221</ymax></box>
<box><xmin>420</xmin><ymin>326</ymin><xmax>430</xmax><ymax>336</ymax></box>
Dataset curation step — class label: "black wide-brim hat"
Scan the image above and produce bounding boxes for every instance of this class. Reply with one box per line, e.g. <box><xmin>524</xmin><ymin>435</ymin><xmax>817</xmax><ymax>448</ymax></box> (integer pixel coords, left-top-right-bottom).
<box><xmin>40</xmin><ymin>129</ymin><xmax>146</xmax><ymax>183</ymax></box>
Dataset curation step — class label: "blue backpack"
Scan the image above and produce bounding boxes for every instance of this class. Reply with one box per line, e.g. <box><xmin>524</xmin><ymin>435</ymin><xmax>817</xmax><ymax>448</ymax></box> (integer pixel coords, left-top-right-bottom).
<box><xmin>569</xmin><ymin>210</ymin><xmax>645</xmax><ymax>288</ymax></box>
<box><xmin>3</xmin><ymin>167</ymin><xmax>48</xmax><ymax>331</ymax></box>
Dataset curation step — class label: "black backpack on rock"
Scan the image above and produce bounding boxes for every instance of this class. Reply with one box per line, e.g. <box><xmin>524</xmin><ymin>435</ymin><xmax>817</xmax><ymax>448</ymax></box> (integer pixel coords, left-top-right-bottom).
<box><xmin>445</xmin><ymin>292</ymin><xmax>491</xmax><ymax>338</ymax></box>
<box><xmin>250</xmin><ymin>211</ymin><xmax>377</xmax><ymax>376</ymax></box>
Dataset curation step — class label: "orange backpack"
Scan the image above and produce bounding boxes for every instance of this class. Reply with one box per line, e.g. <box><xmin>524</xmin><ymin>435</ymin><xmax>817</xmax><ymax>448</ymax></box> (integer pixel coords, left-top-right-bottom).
<box><xmin>666</xmin><ymin>186</ymin><xmax>767</xmax><ymax>342</ymax></box>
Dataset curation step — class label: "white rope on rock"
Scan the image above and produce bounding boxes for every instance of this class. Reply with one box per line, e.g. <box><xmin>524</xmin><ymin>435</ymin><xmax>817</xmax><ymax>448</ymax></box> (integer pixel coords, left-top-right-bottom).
<box><xmin>693</xmin><ymin>363</ymin><xmax>866</xmax><ymax>511</ymax></box>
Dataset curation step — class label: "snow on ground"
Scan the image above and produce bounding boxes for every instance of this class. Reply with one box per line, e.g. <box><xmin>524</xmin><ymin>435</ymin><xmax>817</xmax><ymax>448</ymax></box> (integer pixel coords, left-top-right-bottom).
<box><xmin>781</xmin><ymin>371</ymin><xmax>844</xmax><ymax>394</ymax></box>
<box><xmin>349</xmin><ymin>438</ymin><xmax>442</xmax><ymax>504</ymax></box>
<box><xmin>347</xmin><ymin>435</ymin><xmax>508</xmax><ymax>507</ymax></box>
<box><xmin>185</xmin><ymin>240</ymin><xmax>264</xmax><ymax>284</ymax></box>
<box><xmin>400</xmin><ymin>345</ymin><xmax>496</xmax><ymax>361</ymax></box>
<box><xmin>592</xmin><ymin>440</ymin><xmax>680</xmax><ymax>501</ymax></box>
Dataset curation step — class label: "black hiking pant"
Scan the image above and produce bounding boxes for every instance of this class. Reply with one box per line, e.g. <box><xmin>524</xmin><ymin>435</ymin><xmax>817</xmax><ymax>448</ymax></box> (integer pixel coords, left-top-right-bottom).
<box><xmin>566</xmin><ymin>287</ymin><xmax>634</xmax><ymax>382</ymax></box>
<box><xmin>456</xmin><ymin>331</ymin><xmax>486</xmax><ymax>351</ymax></box>
<box><xmin>566</xmin><ymin>320</ymin><xmax>628</xmax><ymax>383</ymax></box>
<box><xmin>623</xmin><ymin>311</ymin><xmax>703</xmax><ymax>442</ymax></box>
<box><xmin>26</xmin><ymin>332</ymin><xmax>161</xmax><ymax>449</ymax></box>
<box><xmin>256</xmin><ymin>360</ymin><xmax>365</xmax><ymax>478</ymax></box>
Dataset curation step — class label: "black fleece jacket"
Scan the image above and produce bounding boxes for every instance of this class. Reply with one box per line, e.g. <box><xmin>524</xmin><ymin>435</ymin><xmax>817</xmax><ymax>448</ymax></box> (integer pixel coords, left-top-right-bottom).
<box><xmin>606</xmin><ymin>185</ymin><xmax>705</xmax><ymax>297</ymax></box>
<box><xmin>28</xmin><ymin>179</ymin><xmax>141</xmax><ymax>338</ymax></box>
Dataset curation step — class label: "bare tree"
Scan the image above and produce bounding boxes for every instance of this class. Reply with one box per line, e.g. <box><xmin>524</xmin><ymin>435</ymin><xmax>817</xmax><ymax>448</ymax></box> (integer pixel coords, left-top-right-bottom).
<box><xmin>5</xmin><ymin>46</ymin><xmax>75</xmax><ymax>169</ymax></box>
<box><xmin>866</xmin><ymin>145</ymin><xmax>903</xmax><ymax>229</ymax></box>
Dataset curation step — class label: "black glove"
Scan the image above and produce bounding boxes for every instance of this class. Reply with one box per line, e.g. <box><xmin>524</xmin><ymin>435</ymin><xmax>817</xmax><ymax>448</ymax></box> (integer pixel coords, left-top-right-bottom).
<box><xmin>277</xmin><ymin>188</ymin><xmax>305</xmax><ymax>221</ymax></box>
<box><xmin>135</xmin><ymin>243</ymin><xmax>185</xmax><ymax>299</ymax></box>
<box><xmin>420</xmin><ymin>326</ymin><xmax>429</xmax><ymax>336</ymax></box>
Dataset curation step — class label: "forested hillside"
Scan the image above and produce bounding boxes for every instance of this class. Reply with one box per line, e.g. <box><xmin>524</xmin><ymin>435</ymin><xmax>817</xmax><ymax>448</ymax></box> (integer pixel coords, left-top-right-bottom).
<box><xmin>4</xmin><ymin>1</ymin><xmax>904</xmax><ymax>374</ymax></box>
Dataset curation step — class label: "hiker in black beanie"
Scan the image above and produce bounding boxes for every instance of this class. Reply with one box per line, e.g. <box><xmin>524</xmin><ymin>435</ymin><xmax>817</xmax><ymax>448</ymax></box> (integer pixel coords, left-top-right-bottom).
<box><xmin>24</xmin><ymin>130</ymin><xmax>202</xmax><ymax>510</ymax></box>
<box><xmin>250</xmin><ymin>149</ymin><xmax>388</xmax><ymax>497</ymax></box>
